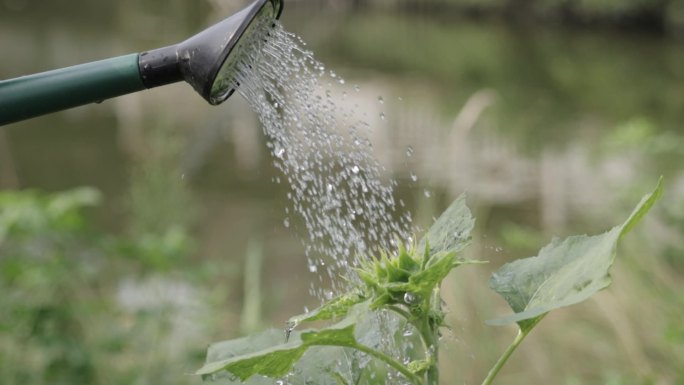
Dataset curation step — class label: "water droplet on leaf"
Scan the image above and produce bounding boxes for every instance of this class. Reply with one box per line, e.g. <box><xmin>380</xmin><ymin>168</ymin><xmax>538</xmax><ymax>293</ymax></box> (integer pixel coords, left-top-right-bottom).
<box><xmin>404</xmin><ymin>292</ymin><xmax>420</xmax><ymax>305</ymax></box>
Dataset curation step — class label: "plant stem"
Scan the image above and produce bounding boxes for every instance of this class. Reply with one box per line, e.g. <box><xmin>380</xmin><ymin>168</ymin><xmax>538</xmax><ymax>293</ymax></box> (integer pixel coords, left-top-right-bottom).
<box><xmin>422</xmin><ymin>320</ymin><xmax>438</xmax><ymax>385</ymax></box>
<box><xmin>418</xmin><ymin>304</ymin><xmax>439</xmax><ymax>385</ymax></box>
<box><xmin>387</xmin><ymin>305</ymin><xmax>413</xmax><ymax>322</ymax></box>
<box><xmin>353</xmin><ymin>344</ymin><xmax>424</xmax><ymax>385</ymax></box>
<box><xmin>480</xmin><ymin>328</ymin><xmax>527</xmax><ymax>385</ymax></box>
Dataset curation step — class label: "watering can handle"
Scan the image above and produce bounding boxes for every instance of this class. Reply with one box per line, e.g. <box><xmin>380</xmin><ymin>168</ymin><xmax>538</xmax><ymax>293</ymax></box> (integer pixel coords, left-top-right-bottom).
<box><xmin>0</xmin><ymin>53</ymin><xmax>150</xmax><ymax>126</ymax></box>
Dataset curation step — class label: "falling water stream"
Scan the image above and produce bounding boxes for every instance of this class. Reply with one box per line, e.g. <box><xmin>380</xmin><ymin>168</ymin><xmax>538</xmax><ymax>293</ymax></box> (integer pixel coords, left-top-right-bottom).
<box><xmin>228</xmin><ymin>22</ymin><xmax>415</xmax><ymax>384</ymax></box>
<box><xmin>231</xmin><ymin>22</ymin><xmax>413</xmax><ymax>295</ymax></box>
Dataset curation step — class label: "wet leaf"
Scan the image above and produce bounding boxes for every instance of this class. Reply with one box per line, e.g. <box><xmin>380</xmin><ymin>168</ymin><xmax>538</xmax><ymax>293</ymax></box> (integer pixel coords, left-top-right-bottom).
<box><xmin>204</xmin><ymin>329</ymin><xmax>289</xmax><ymax>366</ymax></box>
<box><xmin>198</xmin><ymin>306</ymin><xmax>364</xmax><ymax>381</ymax></box>
<box><xmin>488</xmin><ymin>177</ymin><xmax>663</xmax><ymax>329</ymax></box>
<box><xmin>288</xmin><ymin>293</ymin><xmax>367</xmax><ymax>329</ymax></box>
<box><xmin>418</xmin><ymin>194</ymin><xmax>474</xmax><ymax>257</ymax></box>
<box><xmin>409</xmin><ymin>251</ymin><xmax>482</xmax><ymax>299</ymax></box>
<box><xmin>407</xmin><ymin>359</ymin><xmax>431</xmax><ymax>374</ymax></box>
<box><xmin>198</xmin><ymin>336</ymin><xmax>306</xmax><ymax>380</ymax></box>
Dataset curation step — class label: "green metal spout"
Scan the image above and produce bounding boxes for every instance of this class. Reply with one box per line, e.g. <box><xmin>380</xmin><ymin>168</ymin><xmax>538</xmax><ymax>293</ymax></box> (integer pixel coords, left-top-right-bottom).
<box><xmin>0</xmin><ymin>0</ymin><xmax>283</xmax><ymax>126</ymax></box>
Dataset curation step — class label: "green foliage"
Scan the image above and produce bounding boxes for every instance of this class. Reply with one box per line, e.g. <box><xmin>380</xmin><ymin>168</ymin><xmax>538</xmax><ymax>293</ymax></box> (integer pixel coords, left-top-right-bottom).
<box><xmin>0</xmin><ymin>187</ymin><xmax>201</xmax><ymax>385</ymax></box>
<box><xmin>199</xmin><ymin>180</ymin><xmax>662</xmax><ymax>385</ymax></box>
<box><xmin>479</xmin><ymin>178</ymin><xmax>663</xmax><ymax>385</ymax></box>
<box><xmin>0</xmin><ymin>188</ymin><xmax>103</xmax><ymax>384</ymax></box>
<box><xmin>199</xmin><ymin>314</ymin><xmax>359</xmax><ymax>381</ymax></box>
<box><xmin>417</xmin><ymin>194</ymin><xmax>474</xmax><ymax>256</ymax></box>
<box><xmin>288</xmin><ymin>291</ymin><xmax>365</xmax><ymax>328</ymax></box>
<box><xmin>0</xmin><ymin>187</ymin><xmax>100</xmax><ymax>243</ymax></box>
<box><xmin>199</xmin><ymin>195</ymin><xmax>477</xmax><ymax>385</ymax></box>
<box><xmin>488</xmin><ymin>177</ymin><xmax>663</xmax><ymax>330</ymax></box>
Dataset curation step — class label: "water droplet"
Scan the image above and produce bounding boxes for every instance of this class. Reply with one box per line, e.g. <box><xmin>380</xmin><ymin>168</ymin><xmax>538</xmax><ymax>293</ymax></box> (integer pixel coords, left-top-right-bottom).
<box><xmin>410</xmin><ymin>173</ymin><xmax>418</xmax><ymax>182</ymax></box>
<box><xmin>284</xmin><ymin>322</ymin><xmax>295</xmax><ymax>342</ymax></box>
<box><xmin>351</xmin><ymin>165</ymin><xmax>360</xmax><ymax>174</ymax></box>
<box><xmin>424</xmin><ymin>189</ymin><xmax>432</xmax><ymax>198</ymax></box>
<box><xmin>338</xmin><ymin>78</ymin><xmax>345</xmax><ymax>85</ymax></box>
<box><xmin>404</xmin><ymin>292</ymin><xmax>420</xmax><ymax>304</ymax></box>
<box><xmin>283</xmin><ymin>218</ymin><xmax>290</xmax><ymax>228</ymax></box>
<box><xmin>402</xmin><ymin>327</ymin><xmax>413</xmax><ymax>337</ymax></box>
<box><xmin>354</xmin><ymin>84</ymin><xmax>360</xmax><ymax>92</ymax></box>
<box><xmin>380</xmin><ymin>112</ymin><xmax>385</xmax><ymax>120</ymax></box>
<box><xmin>308</xmin><ymin>263</ymin><xmax>317</xmax><ymax>273</ymax></box>
<box><xmin>378</xmin><ymin>96</ymin><xmax>384</xmax><ymax>104</ymax></box>
<box><xmin>406</xmin><ymin>145</ymin><xmax>414</xmax><ymax>157</ymax></box>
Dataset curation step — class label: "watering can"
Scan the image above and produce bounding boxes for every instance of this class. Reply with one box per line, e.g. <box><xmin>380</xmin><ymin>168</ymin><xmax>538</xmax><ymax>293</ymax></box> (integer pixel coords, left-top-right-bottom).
<box><xmin>0</xmin><ymin>0</ymin><xmax>283</xmax><ymax>126</ymax></box>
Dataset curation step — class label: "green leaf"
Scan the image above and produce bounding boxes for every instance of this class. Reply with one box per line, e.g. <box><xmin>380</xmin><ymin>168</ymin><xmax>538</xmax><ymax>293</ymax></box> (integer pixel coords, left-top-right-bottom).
<box><xmin>204</xmin><ymin>329</ymin><xmax>288</xmax><ymax>367</ymax></box>
<box><xmin>397</xmin><ymin>244</ymin><xmax>420</xmax><ymax>272</ymax></box>
<box><xmin>406</xmin><ymin>252</ymin><xmax>455</xmax><ymax>298</ymax></box>
<box><xmin>408</xmin><ymin>251</ymin><xmax>481</xmax><ymax>299</ymax></box>
<box><xmin>418</xmin><ymin>194</ymin><xmax>474</xmax><ymax>256</ymax></box>
<box><xmin>487</xmin><ymin>177</ymin><xmax>663</xmax><ymax>328</ymax></box>
<box><xmin>288</xmin><ymin>294</ymin><xmax>367</xmax><ymax>329</ymax></box>
<box><xmin>300</xmin><ymin>322</ymin><xmax>357</xmax><ymax>347</ymax></box>
<box><xmin>198</xmin><ymin>306</ymin><xmax>363</xmax><ymax>381</ymax></box>
<box><xmin>407</xmin><ymin>359</ymin><xmax>431</xmax><ymax>374</ymax></box>
<box><xmin>620</xmin><ymin>177</ymin><xmax>664</xmax><ymax>237</ymax></box>
<box><xmin>198</xmin><ymin>333</ymin><xmax>306</xmax><ymax>380</ymax></box>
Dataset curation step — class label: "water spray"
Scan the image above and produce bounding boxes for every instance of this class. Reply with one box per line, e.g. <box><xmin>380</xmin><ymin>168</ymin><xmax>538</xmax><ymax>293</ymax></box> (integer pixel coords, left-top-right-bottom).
<box><xmin>0</xmin><ymin>0</ymin><xmax>283</xmax><ymax>126</ymax></box>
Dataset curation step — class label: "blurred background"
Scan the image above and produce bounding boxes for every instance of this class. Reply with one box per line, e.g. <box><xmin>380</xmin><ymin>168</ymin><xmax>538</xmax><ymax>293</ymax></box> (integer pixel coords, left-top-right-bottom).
<box><xmin>1</xmin><ymin>0</ymin><xmax>683</xmax><ymax>384</ymax></box>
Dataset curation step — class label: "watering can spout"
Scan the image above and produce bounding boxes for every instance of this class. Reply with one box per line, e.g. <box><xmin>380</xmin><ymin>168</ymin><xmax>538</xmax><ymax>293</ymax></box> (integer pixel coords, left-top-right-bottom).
<box><xmin>140</xmin><ymin>0</ymin><xmax>283</xmax><ymax>104</ymax></box>
<box><xmin>0</xmin><ymin>0</ymin><xmax>283</xmax><ymax>126</ymax></box>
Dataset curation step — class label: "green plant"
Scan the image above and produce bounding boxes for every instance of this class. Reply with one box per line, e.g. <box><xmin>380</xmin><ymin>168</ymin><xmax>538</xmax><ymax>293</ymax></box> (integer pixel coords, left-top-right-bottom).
<box><xmin>197</xmin><ymin>178</ymin><xmax>662</xmax><ymax>385</ymax></box>
<box><xmin>0</xmin><ymin>187</ymin><xmax>203</xmax><ymax>385</ymax></box>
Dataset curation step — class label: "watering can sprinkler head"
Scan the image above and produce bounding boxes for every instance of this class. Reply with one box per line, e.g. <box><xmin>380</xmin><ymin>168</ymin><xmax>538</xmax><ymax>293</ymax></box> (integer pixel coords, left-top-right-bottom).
<box><xmin>140</xmin><ymin>0</ymin><xmax>283</xmax><ymax>104</ymax></box>
<box><xmin>0</xmin><ymin>0</ymin><xmax>283</xmax><ymax>125</ymax></box>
